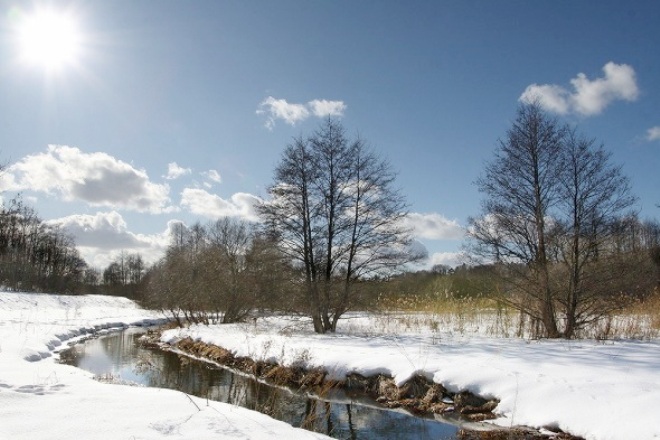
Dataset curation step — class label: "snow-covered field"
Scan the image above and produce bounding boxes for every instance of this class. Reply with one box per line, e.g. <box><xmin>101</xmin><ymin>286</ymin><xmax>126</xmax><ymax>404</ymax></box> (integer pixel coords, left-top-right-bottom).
<box><xmin>161</xmin><ymin>314</ymin><xmax>660</xmax><ymax>440</ymax></box>
<box><xmin>2</xmin><ymin>291</ymin><xmax>659</xmax><ymax>440</ymax></box>
<box><xmin>0</xmin><ymin>292</ymin><xmax>329</xmax><ymax>440</ymax></box>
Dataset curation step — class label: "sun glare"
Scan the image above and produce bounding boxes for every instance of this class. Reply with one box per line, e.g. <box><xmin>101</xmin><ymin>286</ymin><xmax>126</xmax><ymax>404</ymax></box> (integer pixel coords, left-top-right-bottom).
<box><xmin>15</xmin><ymin>8</ymin><xmax>82</xmax><ymax>72</ymax></box>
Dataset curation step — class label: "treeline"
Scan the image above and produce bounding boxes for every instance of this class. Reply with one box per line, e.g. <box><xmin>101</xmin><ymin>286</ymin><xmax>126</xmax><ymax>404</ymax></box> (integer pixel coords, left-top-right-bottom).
<box><xmin>142</xmin><ymin>219</ymin><xmax>294</xmax><ymax>325</ymax></box>
<box><xmin>0</xmin><ymin>196</ymin><xmax>145</xmax><ymax>296</ymax></box>
<box><xmin>0</xmin><ymin>197</ymin><xmax>90</xmax><ymax>293</ymax></box>
<box><xmin>94</xmin><ymin>251</ymin><xmax>147</xmax><ymax>298</ymax></box>
<box><xmin>139</xmin><ymin>218</ymin><xmax>385</xmax><ymax>326</ymax></box>
<box><xmin>390</xmin><ymin>215</ymin><xmax>660</xmax><ymax>303</ymax></box>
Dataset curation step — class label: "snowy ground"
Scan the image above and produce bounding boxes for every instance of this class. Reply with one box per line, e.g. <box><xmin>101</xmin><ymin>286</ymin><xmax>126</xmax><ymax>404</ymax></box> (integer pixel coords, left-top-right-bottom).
<box><xmin>0</xmin><ymin>292</ymin><xmax>329</xmax><ymax>440</ymax></box>
<box><xmin>161</xmin><ymin>314</ymin><xmax>660</xmax><ymax>440</ymax></box>
<box><xmin>2</xmin><ymin>291</ymin><xmax>658</xmax><ymax>440</ymax></box>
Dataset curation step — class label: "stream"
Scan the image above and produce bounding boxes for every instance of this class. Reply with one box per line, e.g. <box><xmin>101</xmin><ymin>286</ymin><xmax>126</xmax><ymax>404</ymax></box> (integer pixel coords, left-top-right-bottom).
<box><xmin>59</xmin><ymin>327</ymin><xmax>462</xmax><ymax>439</ymax></box>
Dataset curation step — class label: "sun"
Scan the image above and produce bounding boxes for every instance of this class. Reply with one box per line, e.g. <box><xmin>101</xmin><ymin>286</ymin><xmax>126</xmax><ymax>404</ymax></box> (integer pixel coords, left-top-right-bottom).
<box><xmin>14</xmin><ymin>8</ymin><xmax>82</xmax><ymax>72</ymax></box>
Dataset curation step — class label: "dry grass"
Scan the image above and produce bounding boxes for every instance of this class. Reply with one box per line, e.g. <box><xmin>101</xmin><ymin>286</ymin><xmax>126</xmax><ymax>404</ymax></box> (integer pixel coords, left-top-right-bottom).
<box><xmin>373</xmin><ymin>289</ymin><xmax>660</xmax><ymax>340</ymax></box>
<box><xmin>607</xmin><ymin>290</ymin><xmax>660</xmax><ymax>339</ymax></box>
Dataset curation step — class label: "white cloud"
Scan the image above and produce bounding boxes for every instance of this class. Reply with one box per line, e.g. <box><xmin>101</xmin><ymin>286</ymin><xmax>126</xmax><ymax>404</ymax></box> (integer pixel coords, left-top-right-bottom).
<box><xmin>2</xmin><ymin>145</ymin><xmax>172</xmax><ymax>213</ymax></box>
<box><xmin>180</xmin><ymin>188</ymin><xmax>261</xmax><ymax>221</ymax></box>
<box><xmin>201</xmin><ymin>169</ymin><xmax>222</xmax><ymax>184</ymax></box>
<box><xmin>48</xmin><ymin>211</ymin><xmax>172</xmax><ymax>267</ymax></box>
<box><xmin>520</xmin><ymin>62</ymin><xmax>639</xmax><ymax>116</ymax></box>
<box><xmin>165</xmin><ymin>162</ymin><xmax>191</xmax><ymax>180</ymax></box>
<box><xmin>257</xmin><ymin>97</ymin><xmax>310</xmax><ymax>129</ymax></box>
<box><xmin>308</xmin><ymin>99</ymin><xmax>347</xmax><ymax>118</ymax></box>
<box><xmin>403</xmin><ymin>212</ymin><xmax>465</xmax><ymax>240</ymax></box>
<box><xmin>646</xmin><ymin>126</ymin><xmax>660</xmax><ymax>142</ymax></box>
<box><xmin>256</xmin><ymin>96</ymin><xmax>346</xmax><ymax>129</ymax></box>
<box><xmin>519</xmin><ymin>84</ymin><xmax>571</xmax><ymax>115</ymax></box>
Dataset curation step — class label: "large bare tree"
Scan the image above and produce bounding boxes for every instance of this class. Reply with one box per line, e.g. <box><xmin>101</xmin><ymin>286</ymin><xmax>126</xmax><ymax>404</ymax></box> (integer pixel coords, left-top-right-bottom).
<box><xmin>259</xmin><ymin>119</ymin><xmax>423</xmax><ymax>333</ymax></box>
<box><xmin>470</xmin><ymin>102</ymin><xmax>566</xmax><ymax>337</ymax></box>
<box><xmin>469</xmin><ymin>102</ymin><xmax>639</xmax><ymax>338</ymax></box>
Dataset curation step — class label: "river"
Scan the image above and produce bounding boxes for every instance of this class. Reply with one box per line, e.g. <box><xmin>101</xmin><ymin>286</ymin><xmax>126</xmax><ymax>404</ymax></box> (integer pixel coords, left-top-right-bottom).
<box><xmin>59</xmin><ymin>327</ymin><xmax>461</xmax><ymax>439</ymax></box>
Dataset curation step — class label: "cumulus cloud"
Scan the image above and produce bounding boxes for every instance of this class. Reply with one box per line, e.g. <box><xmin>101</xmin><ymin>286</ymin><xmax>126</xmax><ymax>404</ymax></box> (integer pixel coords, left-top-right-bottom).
<box><xmin>181</xmin><ymin>188</ymin><xmax>261</xmax><ymax>221</ymax></box>
<box><xmin>520</xmin><ymin>62</ymin><xmax>639</xmax><ymax>116</ymax></box>
<box><xmin>646</xmin><ymin>126</ymin><xmax>660</xmax><ymax>142</ymax></box>
<box><xmin>2</xmin><ymin>145</ymin><xmax>172</xmax><ymax>213</ymax></box>
<box><xmin>48</xmin><ymin>211</ymin><xmax>172</xmax><ymax>267</ymax></box>
<box><xmin>403</xmin><ymin>212</ymin><xmax>465</xmax><ymax>240</ymax></box>
<box><xmin>257</xmin><ymin>96</ymin><xmax>346</xmax><ymax>129</ymax></box>
<box><xmin>165</xmin><ymin>162</ymin><xmax>191</xmax><ymax>180</ymax></box>
<box><xmin>201</xmin><ymin>169</ymin><xmax>222</xmax><ymax>184</ymax></box>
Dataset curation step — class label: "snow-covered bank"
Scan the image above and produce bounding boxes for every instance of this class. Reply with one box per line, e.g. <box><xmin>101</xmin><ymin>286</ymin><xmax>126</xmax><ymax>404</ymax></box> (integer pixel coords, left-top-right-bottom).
<box><xmin>161</xmin><ymin>316</ymin><xmax>660</xmax><ymax>440</ymax></box>
<box><xmin>0</xmin><ymin>292</ymin><xmax>167</xmax><ymax>362</ymax></box>
<box><xmin>0</xmin><ymin>292</ymin><xmax>329</xmax><ymax>440</ymax></box>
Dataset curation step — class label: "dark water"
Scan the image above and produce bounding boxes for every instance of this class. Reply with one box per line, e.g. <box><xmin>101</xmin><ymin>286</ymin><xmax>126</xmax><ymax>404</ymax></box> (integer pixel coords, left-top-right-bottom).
<box><xmin>59</xmin><ymin>328</ymin><xmax>460</xmax><ymax>439</ymax></box>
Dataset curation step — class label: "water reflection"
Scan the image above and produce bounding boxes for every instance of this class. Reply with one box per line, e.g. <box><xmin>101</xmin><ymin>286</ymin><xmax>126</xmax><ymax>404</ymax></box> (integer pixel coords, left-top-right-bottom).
<box><xmin>60</xmin><ymin>328</ymin><xmax>458</xmax><ymax>439</ymax></box>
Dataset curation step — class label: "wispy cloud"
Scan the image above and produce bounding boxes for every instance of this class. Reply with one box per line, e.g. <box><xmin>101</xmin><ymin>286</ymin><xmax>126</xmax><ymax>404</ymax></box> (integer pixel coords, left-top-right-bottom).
<box><xmin>165</xmin><ymin>162</ymin><xmax>191</xmax><ymax>180</ymax></box>
<box><xmin>403</xmin><ymin>212</ymin><xmax>465</xmax><ymax>240</ymax></box>
<box><xmin>1</xmin><ymin>145</ymin><xmax>172</xmax><ymax>213</ymax></box>
<box><xmin>180</xmin><ymin>188</ymin><xmax>261</xmax><ymax>221</ymax></box>
<box><xmin>646</xmin><ymin>126</ymin><xmax>660</xmax><ymax>142</ymax></box>
<box><xmin>520</xmin><ymin>62</ymin><xmax>639</xmax><ymax>116</ymax></box>
<box><xmin>257</xmin><ymin>96</ymin><xmax>346</xmax><ymax>129</ymax></box>
<box><xmin>201</xmin><ymin>169</ymin><xmax>222</xmax><ymax>184</ymax></box>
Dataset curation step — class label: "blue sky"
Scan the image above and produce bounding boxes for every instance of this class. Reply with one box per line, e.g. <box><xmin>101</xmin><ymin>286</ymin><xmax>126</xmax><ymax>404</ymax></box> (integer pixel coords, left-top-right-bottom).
<box><xmin>1</xmin><ymin>0</ymin><xmax>659</xmax><ymax>269</ymax></box>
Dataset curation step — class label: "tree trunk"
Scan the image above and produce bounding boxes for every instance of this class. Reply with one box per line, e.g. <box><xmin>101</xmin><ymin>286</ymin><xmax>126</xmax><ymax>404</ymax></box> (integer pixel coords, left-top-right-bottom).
<box><xmin>308</xmin><ymin>282</ymin><xmax>325</xmax><ymax>333</ymax></box>
<box><xmin>538</xmin><ymin>263</ymin><xmax>560</xmax><ymax>338</ymax></box>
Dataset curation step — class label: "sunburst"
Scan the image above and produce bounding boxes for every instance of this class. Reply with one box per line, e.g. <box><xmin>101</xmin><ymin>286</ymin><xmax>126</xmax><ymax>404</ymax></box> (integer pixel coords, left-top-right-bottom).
<box><xmin>14</xmin><ymin>8</ymin><xmax>82</xmax><ymax>73</ymax></box>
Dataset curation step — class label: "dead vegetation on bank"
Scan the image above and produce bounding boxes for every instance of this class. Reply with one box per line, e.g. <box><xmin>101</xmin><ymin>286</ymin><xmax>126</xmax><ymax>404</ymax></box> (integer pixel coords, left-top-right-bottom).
<box><xmin>143</xmin><ymin>332</ymin><xmax>584</xmax><ymax>440</ymax></box>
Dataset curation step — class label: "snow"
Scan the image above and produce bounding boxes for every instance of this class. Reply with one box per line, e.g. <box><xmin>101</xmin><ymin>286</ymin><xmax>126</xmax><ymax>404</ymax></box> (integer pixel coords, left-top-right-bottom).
<box><xmin>161</xmin><ymin>314</ymin><xmax>660</xmax><ymax>440</ymax></box>
<box><xmin>3</xmin><ymin>291</ymin><xmax>659</xmax><ymax>440</ymax></box>
<box><xmin>0</xmin><ymin>292</ymin><xmax>329</xmax><ymax>440</ymax></box>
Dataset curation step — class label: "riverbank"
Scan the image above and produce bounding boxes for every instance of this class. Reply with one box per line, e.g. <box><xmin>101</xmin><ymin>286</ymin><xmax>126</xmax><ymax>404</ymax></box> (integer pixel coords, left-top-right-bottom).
<box><xmin>0</xmin><ymin>292</ymin><xmax>330</xmax><ymax>440</ymax></box>
<box><xmin>151</xmin><ymin>332</ymin><xmax>578</xmax><ymax>440</ymax></box>
<box><xmin>159</xmin><ymin>315</ymin><xmax>660</xmax><ymax>440</ymax></box>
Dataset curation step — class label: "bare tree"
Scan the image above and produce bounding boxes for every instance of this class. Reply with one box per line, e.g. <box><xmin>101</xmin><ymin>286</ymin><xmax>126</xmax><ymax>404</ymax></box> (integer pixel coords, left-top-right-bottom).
<box><xmin>259</xmin><ymin>119</ymin><xmax>423</xmax><ymax>333</ymax></box>
<box><xmin>205</xmin><ymin>217</ymin><xmax>253</xmax><ymax>323</ymax></box>
<box><xmin>554</xmin><ymin>130</ymin><xmax>636</xmax><ymax>336</ymax></box>
<box><xmin>144</xmin><ymin>222</ymin><xmax>210</xmax><ymax>324</ymax></box>
<box><xmin>470</xmin><ymin>102</ymin><xmax>642</xmax><ymax>338</ymax></box>
<box><xmin>101</xmin><ymin>251</ymin><xmax>147</xmax><ymax>298</ymax></box>
<box><xmin>244</xmin><ymin>229</ymin><xmax>293</xmax><ymax>312</ymax></box>
<box><xmin>0</xmin><ymin>195</ymin><xmax>87</xmax><ymax>293</ymax></box>
<box><xmin>145</xmin><ymin>219</ymin><xmax>278</xmax><ymax>325</ymax></box>
<box><xmin>470</xmin><ymin>102</ymin><xmax>566</xmax><ymax>337</ymax></box>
